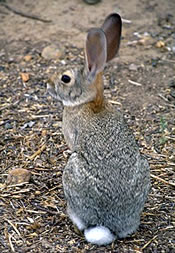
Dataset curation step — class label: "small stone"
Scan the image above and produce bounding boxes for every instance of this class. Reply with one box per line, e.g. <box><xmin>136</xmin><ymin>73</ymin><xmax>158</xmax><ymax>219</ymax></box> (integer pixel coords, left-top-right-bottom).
<box><xmin>0</xmin><ymin>66</ymin><xmax>5</xmax><ymax>71</ymax></box>
<box><xmin>129</xmin><ymin>63</ymin><xmax>138</xmax><ymax>71</ymax></box>
<box><xmin>21</xmin><ymin>121</ymin><xmax>35</xmax><ymax>129</ymax></box>
<box><xmin>41</xmin><ymin>44</ymin><xmax>64</xmax><ymax>60</ymax></box>
<box><xmin>5</xmin><ymin>122</ymin><xmax>13</xmax><ymax>129</ymax></box>
<box><xmin>60</xmin><ymin>60</ymin><xmax>66</xmax><ymax>65</ymax></box>
<box><xmin>151</xmin><ymin>58</ymin><xmax>159</xmax><ymax>67</ymax></box>
<box><xmin>35</xmin><ymin>191</ymin><xmax>41</xmax><ymax>195</ymax></box>
<box><xmin>8</xmin><ymin>57</ymin><xmax>15</xmax><ymax>64</ymax></box>
<box><xmin>52</xmin><ymin>121</ymin><xmax>62</xmax><ymax>128</ymax></box>
<box><xmin>156</xmin><ymin>40</ymin><xmax>165</xmax><ymax>48</ymax></box>
<box><xmin>7</xmin><ymin>168</ymin><xmax>31</xmax><ymax>185</ymax></box>
<box><xmin>172</xmin><ymin>46</ymin><xmax>175</xmax><ymax>53</ymax></box>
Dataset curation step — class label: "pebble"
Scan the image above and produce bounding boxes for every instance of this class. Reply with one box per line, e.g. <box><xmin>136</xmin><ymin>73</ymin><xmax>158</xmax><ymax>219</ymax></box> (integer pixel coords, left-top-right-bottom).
<box><xmin>7</xmin><ymin>168</ymin><xmax>31</xmax><ymax>185</ymax></box>
<box><xmin>172</xmin><ymin>46</ymin><xmax>175</xmax><ymax>53</ymax></box>
<box><xmin>156</xmin><ymin>40</ymin><xmax>165</xmax><ymax>48</ymax></box>
<box><xmin>8</xmin><ymin>57</ymin><xmax>15</xmax><ymax>64</ymax></box>
<box><xmin>151</xmin><ymin>58</ymin><xmax>159</xmax><ymax>67</ymax></box>
<box><xmin>5</xmin><ymin>122</ymin><xmax>13</xmax><ymax>129</ymax></box>
<box><xmin>0</xmin><ymin>66</ymin><xmax>5</xmax><ymax>71</ymax></box>
<box><xmin>129</xmin><ymin>63</ymin><xmax>138</xmax><ymax>71</ymax></box>
<box><xmin>52</xmin><ymin>121</ymin><xmax>62</xmax><ymax>128</ymax></box>
<box><xmin>41</xmin><ymin>44</ymin><xmax>64</xmax><ymax>60</ymax></box>
<box><xmin>21</xmin><ymin>121</ymin><xmax>35</xmax><ymax>129</ymax></box>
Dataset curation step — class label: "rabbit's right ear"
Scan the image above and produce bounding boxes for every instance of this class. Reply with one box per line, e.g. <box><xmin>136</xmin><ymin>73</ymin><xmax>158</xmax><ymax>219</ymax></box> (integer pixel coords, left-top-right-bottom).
<box><xmin>101</xmin><ymin>13</ymin><xmax>122</xmax><ymax>62</ymax></box>
<box><xmin>85</xmin><ymin>28</ymin><xmax>107</xmax><ymax>84</ymax></box>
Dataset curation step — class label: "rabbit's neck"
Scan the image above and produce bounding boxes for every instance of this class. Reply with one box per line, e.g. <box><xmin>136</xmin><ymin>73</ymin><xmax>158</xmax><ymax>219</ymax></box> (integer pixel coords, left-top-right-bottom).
<box><xmin>90</xmin><ymin>72</ymin><xmax>104</xmax><ymax>113</ymax></box>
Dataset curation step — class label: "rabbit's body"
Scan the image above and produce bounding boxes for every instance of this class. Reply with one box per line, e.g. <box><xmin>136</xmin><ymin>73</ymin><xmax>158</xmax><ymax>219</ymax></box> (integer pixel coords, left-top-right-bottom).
<box><xmin>63</xmin><ymin>100</ymin><xmax>149</xmax><ymax>238</ymax></box>
<box><xmin>47</xmin><ymin>13</ymin><xmax>150</xmax><ymax>245</ymax></box>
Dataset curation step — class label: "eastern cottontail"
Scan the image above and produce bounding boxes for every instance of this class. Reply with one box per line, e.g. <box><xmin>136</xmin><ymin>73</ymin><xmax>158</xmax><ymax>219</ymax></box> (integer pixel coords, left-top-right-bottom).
<box><xmin>47</xmin><ymin>13</ymin><xmax>150</xmax><ymax>245</ymax></box>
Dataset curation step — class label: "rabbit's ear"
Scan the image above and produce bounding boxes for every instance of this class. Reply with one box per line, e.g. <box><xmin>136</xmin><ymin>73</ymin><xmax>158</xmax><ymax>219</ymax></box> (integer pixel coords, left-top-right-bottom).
<box><xmin>85</xmin><ymin>28</ymin><xmax>107</xmax><ymax>83</ymax></box>
<box><xmin>101</xmin><ymin>13</ymin><xmax>122</xmax><ymax>62</ymax></box>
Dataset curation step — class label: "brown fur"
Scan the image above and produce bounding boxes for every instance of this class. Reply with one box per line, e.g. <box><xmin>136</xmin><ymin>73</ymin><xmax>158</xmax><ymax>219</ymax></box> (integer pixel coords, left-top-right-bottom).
<box><xmin>89</xmin><ymin>72</ymin><xmax>105</xmax><ymax>113</ymax></box>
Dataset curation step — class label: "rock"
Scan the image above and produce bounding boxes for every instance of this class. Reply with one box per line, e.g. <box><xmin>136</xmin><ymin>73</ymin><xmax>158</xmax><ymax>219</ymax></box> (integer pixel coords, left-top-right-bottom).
<box><xmin>129</xmin><ymin>63</ymin><xmax>138</xmax><ymax>71</ymax></box>
<box><xmin>8</xmin><ymin>57</ymin><xmax>15</xmax><ymax>64</ymax></box>
<box><xmin>155</xmin><ymin>40</ymin><xmax>165</xmax><ymax>48</ymax></box>
<box><xmin>21</xmin><ymin>121</ymin><xmax>35</xmax><ymax>129</ymax></box>
<box><xmin>7</xmin><ymin>168</ymin><xmax>31</xmax><ymax>185</ymax></box>
<box><xmin>151</xmin><ymin>58</ymin><xmax>159</xmax><ymax>67</ymax></box>
<box><xmin>52</xmin><ymin>121</ymin><xmax>62</xmax><ymax>128</ymax></box>
<box><xmin>0</xmin><ymin>66</ymin><xmax>5</xmax><ymax>71</ymax></box>
<box><xmin>41</xmin><ymin>44</ymin><xmax>64</xmax><ymax>60</ymax></box>
<box><xmin>172</xmin><ymin>46</ymin><xmax>175</xmax><ymax>53</ymax></box>
<box><xmin>4</xmin><ymin>122</ymin><xmax>13</xmax><ymax>129</ymax></box>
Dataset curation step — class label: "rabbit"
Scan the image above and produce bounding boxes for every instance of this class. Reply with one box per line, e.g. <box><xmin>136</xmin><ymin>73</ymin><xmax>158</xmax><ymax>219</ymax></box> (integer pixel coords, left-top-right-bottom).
<box><xmin>47</xmin><ymin>13</ymin><xmax>150</xmax><ymax>246</ymax></box>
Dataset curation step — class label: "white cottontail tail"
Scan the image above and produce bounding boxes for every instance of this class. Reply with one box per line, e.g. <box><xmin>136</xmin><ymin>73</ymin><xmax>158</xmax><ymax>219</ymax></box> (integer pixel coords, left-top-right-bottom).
<box><xmin>47</xmin><ymin>13</ymin><xmax>150</xmax><ymax>245</ymax></box>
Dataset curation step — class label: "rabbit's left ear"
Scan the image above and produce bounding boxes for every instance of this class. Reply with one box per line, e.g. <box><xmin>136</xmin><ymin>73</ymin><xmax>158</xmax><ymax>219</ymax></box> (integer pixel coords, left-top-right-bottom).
<box><xmin>101</xmin><ymin>13</ymin><xmax>122</xmax><ymax>62</ymax></box>
<box><xmin>85</xmin><ymin>28</ymin><xmax>107</xmax><ymax>83</ymax></box>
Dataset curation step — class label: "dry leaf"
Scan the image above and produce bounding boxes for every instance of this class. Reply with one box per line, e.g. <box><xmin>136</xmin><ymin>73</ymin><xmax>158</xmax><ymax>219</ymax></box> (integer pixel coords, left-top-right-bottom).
<box><xmin>0</xmin><ymin>183</ymin><xmax>5</xmax><ymax>189</ymax></box>
<box><xmin>20</xmin><ymin>72</ymin><xmax>30</xmax><ymax>82</ymax></box>
<box><xmin>26</xmin><ymin>222</ymin><xmax>41</xmax><ymax>230</ymax></box>
<box><xmin>24</xmin><ymin>55</ymin><xmax>32</xmax><ymax>61</ymax></box>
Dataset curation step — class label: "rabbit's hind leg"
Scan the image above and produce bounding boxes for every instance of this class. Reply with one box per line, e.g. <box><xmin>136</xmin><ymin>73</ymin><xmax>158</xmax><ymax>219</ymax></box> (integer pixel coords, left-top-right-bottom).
<box><xmin>67</xmin><ymin>204</ymin><xmax>86</xmax><ymax>231</ymax></box>
<box><xmin>118</xmin><ymin>216</ymin><xmax>140</xmax><ymax>239</ymax></box>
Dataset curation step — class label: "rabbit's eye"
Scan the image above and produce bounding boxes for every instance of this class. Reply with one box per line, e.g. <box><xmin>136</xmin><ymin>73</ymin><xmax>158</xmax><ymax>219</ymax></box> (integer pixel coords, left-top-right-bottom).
<box><xmin>60</xmin><ymin>70</ymin><xmax>75</xmax><ymax>86</ymax></box>
<box><xmin>61</xmin><ymin>75</ymin><xmax>71</xmax><ymax>84</ymax></box>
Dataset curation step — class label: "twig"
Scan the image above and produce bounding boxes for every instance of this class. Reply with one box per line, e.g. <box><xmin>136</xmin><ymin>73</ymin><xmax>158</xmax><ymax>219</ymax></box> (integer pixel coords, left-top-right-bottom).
<box><xmin>141</xmin><ymin>235</ymin><xmax>158</xmax><ymax>250</ymax></box>
<box><xmin>151</xmin><ymin>174</ymin><xmax>175</xmax><ymax>187</ymax></box>
<box><xmin>108</xmin><ymin>99</ymin><xmax>122</xmax><ymax>105</ymax></box>
<box><xmin>160</xmin><ymin>59</ymin><xmax>175</xmax><ymax>64</ymax></box>
<box><xmin>28</xmin><ymin>143</ymin><xmax>46</xmax><ymax>160</ymax></box>
<box><xmin>25</xmin><ymin>209</ymin><xmax>47</xmax><ymax>214</ymax></box>
<box><xmin>122</xmin><ymin>18</ymin><xmax>132</xmax><ymax>24</ymax></box>
<box><xmin>7</xmin><ymin>182</ymin><xmax>30</xmax><ymax>188</ymax></box>
<box><xmin>30</xmin><ymin>114</ymin><xmax>51</xmax><ymax>119</ymax></box>
<box><xmin>1</xmin><ymin>189</ymin><xmax>31</xmax><ymax>197</ymax></box>
<box><xmin>128</xmin><ymin>79</ymin><xmax>142</xmax><ymax>86</ymax></box>
<box><xmin>6</xmin><ymin>219</ymin><xmax>22</xmax><ymax>239</ymax></box>
<box><xmin>158</xmin><ymin>93</ymin><xmax>169</xmax><ymax>102</ymax></box>
<box><xmin>158</xmin><ymin>94</ymin><xmax>175</xmax><ymax>108</ymax></box>
<box><xmin>1</xmin><ymin>2</ymin><xmax>52</xmax><ymax>23</ymax></box>
<box><xmin>8</xmin><ymin>233</ymin><xmax>15</xmax><ymax>253</ymax></box>
<box><xmin>0</xmin><ymin>99</ymin><xmax>23</xmax><ymax>112</ymax></box>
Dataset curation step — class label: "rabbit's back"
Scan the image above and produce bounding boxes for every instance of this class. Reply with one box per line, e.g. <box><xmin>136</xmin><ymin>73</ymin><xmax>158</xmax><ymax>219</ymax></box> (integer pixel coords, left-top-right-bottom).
<box><xmin>63</xmin><ymin>102</ymin><xmax>150</xmax><ymax>235</ymax></box>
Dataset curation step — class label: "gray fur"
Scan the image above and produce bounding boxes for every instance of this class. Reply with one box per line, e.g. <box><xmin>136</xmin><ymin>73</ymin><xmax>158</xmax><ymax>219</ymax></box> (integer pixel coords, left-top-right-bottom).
<box><xmin>62</xmin><ymin>103</ymin><xmax>150</xmax><ymax>237</ymax></box>
<box><xmin>47</xmin><ymin>13</ymin><xmax>150</xmax><ymax>243</ymax></box>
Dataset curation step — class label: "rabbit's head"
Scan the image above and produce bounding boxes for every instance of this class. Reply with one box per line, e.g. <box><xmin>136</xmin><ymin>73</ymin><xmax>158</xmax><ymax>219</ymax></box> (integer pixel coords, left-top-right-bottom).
<box><xmin>47</xmin><ymin>13</ymin><xmax>122</xmax><ymax>108</ymax></box>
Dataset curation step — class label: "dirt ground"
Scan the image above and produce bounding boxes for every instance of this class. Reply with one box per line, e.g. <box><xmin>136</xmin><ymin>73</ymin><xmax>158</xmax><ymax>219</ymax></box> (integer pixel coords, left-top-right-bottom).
<box><xmin>0</xmin><ymin>0</ymin><xmax>175</xmax><ymax>252</ymax></box>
